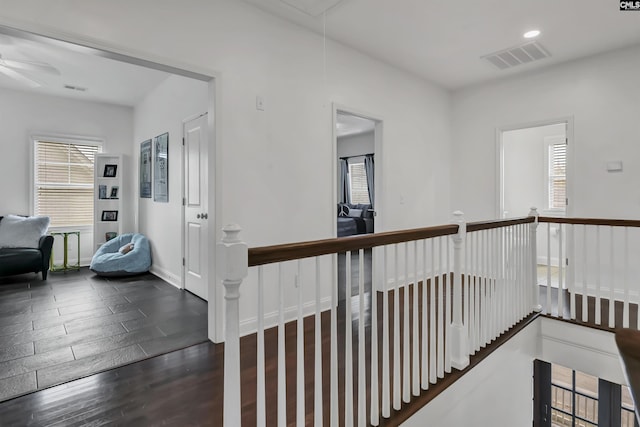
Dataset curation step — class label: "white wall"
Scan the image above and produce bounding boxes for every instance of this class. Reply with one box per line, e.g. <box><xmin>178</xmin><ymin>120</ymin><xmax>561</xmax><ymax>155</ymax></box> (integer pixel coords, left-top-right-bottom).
<box><xmin>0</xmin><ymin>86</ymin><xmax>133</xmax><ymax>264</ymax></box>
<box><xmin>0</xmin><ymin>0</ymin><xmax>453</xmax><ymax>339</ymax></box>
<box><xmin>452</xmin><ymin>44</ymin><xmax>640</xmax><ymax>222</ymax></box>
<box><xmin>133</xmin><ymin>75</ymin><xmax>209</xmax><ymax>286</ymax></box>
<box><xmin>403</xmin><ymin>319</ymin><xmax>540</xmax><ymax>427</ymax></box>
<box><xmin>337</xmin><ymin>131</ymin><xmax>375</xmax><ymax>159</ymax></box>
<box><xmin>503</xmin><ymin>123</ymin><xmax>565</xmax><ymax>218</ymax></box>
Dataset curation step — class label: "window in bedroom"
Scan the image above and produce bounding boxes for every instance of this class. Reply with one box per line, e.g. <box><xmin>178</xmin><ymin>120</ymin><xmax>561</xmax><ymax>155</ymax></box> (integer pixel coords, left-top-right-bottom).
<box><xmin>348</xmin><ymin>162</ymin><xmax>370</xmax><ymax>205</ymax></box>
<box><xmin>33</xmin><ymin>138</ymin><xmax>101</xmax><ymax>228</ymax></box>
<box><xmin>546</xmin><ymin>136</ymin><xmax>567</xmax><ymax>212</ymax></box>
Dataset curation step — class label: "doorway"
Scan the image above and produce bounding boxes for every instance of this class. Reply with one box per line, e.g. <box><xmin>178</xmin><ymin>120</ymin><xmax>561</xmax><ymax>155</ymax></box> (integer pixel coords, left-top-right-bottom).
<box><xmin>499</xmin><ymin>119</ymin><xmax>571</xmax><ymax>291</ymax></box>
<box><xmin>0</xmin><ymin>25</ymin><xmax>219</xmax><ymax>341</ymax></box>
<box><xmin>333</xmin><ymin>107</ymin><xmax>382</xmax><ymax>300</ymax></box>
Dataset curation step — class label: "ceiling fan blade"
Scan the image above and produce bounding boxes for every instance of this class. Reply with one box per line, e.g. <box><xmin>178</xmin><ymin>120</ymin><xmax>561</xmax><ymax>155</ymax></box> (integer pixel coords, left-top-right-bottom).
<box><xmin>0</xmin><ymin>64</ymin><xmax>41</xmax><ymax>88</ymax></box>
<box><xmin>2</xmin><ymin>59</ymin><xmax>60</xmax><ymax>75</ymax></box>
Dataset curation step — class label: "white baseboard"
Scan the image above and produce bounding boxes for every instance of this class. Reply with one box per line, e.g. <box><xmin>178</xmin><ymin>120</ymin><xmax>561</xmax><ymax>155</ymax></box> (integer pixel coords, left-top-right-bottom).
<box><xmin>149</xmin><ymin>265</ymin><xmax>182</xmax><ymax>289</ymax></box>
<box><xmin>240</xmin><ymin>296</ymin><xmax>332</xmax><ymax>337</ymax></box>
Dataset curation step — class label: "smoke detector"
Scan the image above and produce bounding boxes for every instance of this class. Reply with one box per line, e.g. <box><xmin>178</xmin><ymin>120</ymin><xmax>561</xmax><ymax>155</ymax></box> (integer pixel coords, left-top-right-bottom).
<box><xmin>482</xmin><ymin>41</ymin><xmax>551</xmax><ymax>70</ymax></box>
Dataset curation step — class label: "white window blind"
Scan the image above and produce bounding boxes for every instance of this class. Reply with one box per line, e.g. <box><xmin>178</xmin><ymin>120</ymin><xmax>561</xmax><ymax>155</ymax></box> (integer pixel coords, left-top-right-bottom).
<box><xmin>349</xmin><ymin>162</ymin><xmax>370</xmax><ymax>205</ymax></box>
<box><xmin>34</xmin><ymin>140</ymin><xmax>99</xmax><ymax>227</ymax></box>
<box><xmin>548</xmin><ymin>142</ymin><xmax>566</xmax><ymax>210</ymax></box>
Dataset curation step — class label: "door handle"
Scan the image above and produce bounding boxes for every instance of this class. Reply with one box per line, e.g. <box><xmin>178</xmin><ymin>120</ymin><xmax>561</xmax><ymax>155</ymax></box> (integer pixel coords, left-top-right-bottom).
<box><xmin>202</xmin><ymin>213</ymin><xmax>208</xmax><ymax>219</ymax></box>
<box><xmin>196</xmin><ymin>214</ymin><xmax>201</xmax><ymax>219</ymax></box>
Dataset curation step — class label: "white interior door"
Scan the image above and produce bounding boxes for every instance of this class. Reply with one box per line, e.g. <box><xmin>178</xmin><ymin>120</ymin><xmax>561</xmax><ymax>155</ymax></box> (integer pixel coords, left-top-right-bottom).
<box><xmin>183</xmin><ymin>113</ymin><xmax>209</xmax><ymax>300</ymax></box>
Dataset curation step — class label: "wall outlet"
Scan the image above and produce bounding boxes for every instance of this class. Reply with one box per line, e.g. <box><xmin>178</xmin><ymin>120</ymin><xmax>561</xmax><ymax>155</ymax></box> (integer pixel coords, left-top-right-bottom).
<box><xmin>256</xmin><ymin>96</ymin><xmax>265</xmax><ymax>111</ymax></box>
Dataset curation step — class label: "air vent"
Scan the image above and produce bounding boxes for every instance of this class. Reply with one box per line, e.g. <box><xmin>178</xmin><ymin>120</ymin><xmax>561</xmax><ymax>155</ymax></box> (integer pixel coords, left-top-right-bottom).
<box><xmin>482</xmin><ymin>41</ymin><xmax>550</xmax><ymax>70</ymax></box>
<box><xmin>63</xmin><ymin>84</ymin><xmax>87</xmax><ymax>92</ymax></box>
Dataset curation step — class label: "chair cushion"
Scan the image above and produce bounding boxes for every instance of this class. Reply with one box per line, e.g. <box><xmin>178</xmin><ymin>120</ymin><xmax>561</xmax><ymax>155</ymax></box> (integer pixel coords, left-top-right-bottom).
<box><xmin>90</xmin><ymin>233</ymin><xmax>151</xmax><ymax>276</ymax></box>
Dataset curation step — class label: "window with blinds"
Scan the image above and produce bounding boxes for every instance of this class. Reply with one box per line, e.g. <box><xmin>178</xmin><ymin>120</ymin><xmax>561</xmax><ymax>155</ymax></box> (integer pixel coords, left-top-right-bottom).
<box><xmin>348</xmin><ymin>162</ymin><xmax>370</xmax><ymax>205</ymax></box>
<box><xmin>34</xmin><ymin>140</ymin><xmax>100</xmax><ymax>227</ymax></box>
<box><xmin>548</xmin><ymin>141</ymin><xmax>567</xmax><ymax>211</ymax></box>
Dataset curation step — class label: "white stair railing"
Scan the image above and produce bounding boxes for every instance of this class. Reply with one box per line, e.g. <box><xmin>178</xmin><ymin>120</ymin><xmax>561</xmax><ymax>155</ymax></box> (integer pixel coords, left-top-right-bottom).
<box><xmin>218</xmin><ymin>211</ymin><xmax>541</xmax><ymax>425</ymax></box>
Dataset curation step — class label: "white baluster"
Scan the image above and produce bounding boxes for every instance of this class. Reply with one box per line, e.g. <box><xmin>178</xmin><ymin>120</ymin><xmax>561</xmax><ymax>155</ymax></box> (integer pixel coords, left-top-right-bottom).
<box><xmin>278</xmin><ymin>264</ymin><xmax>287</xmax><ymax>427</ymax></box>
<box><xmin>257</xmin><ymin>266</ymin><xmax>266</xmax><ymax>427</ymax></box>
<box><xmin>393</xmin><ymin>245</ymin><xmax>401</xmax><ymax>409</ymax></box>
<box><xmin>546</xmin><ymin>223</ymin><xmax>552</xmax><ymax>315</ymax></box>
<box><xmin>216</xmin><ymin>225</ymin><xmax>248</xmax><ymax>427</ymax></box>
<box><xmin>296</xmin><ymin>261</ymin><xmax>305</xmax><ymax>427</ymax></box>
<box><xmin>569</xmin><ymin>224</ymin><xmax>576</xmax><ymax>321</ymax></box>
<box><xmin>412</xmin><ymin>241</ymin><xmax>420</xmax><ymax>397</ymax></box>
<box><xmin>582</xmin><ymin>225</ymin><xmax>588</xmax><ymax>323</ymax></box>
<box><xmin>595</xmin><ymin>227</ymin><xmax>601</xmax><ymax>326</ymax></box>
<box><xmin>624</xmin><ymin>228</ymin><xmax>629</xmax><ymax>328</ymax></box>
<box><xmin>331</xmin><ymin>254</ymin><xmax>339</xmax><ymax>426</ymax></box>
<box><xmin>370</xmin><ymin>249</ymin><xmax>379</xmax><ymax>426</ymax></box>
<box><xmin>314</xmin><ymin>258</ymin><xmax>323</xmax><ymax>427</ymax></box>
<box><xmin>429</xmin><ymin>239</ymin><xmax>437</xmax><ymax>384</ymax></box>
<box><xmin>609</xmin><ymin>227</ymin><xmax>615</xmax><ymax>328</ymax></box>
<box><xmin>403</xmin><ymin>242</ymin><xmax>410</xmax><ymax>402</ymax></box>
<box><xmin>480</xmin><ymin>229</ymin><xmax>486</xmax><ymax>347</ymax></box>
<box><xmin>466</xmin><ymin>232</ymin><xmax>473</xmax><ymax>352</ymax></box>
<box><xmin>358</xmin><ymin>249</ymin><xmax>366</xmax><ymax>427</ymax></box>
<box><xmin>445</xmin><ymin>235</ymin><xmax>452</xmax><ymax>372</ymax></box>
<box><xmin>437</xmin><ymin>237</ymin><xmax>444</xmax><ymax>378</ymax></box>
<box><xmin>473</xmin><ymin>231</ymin><xmax>480</xmax><ymax>353</ymax></box>
<box><xmin>450</xmin><ymin>211</ymin><xmax>469</xmax><ymax>370</ymax></box>
<box><xmin>382</xmin><ymin>246</ymin><xmax>390</xmax><ymax>417</ymax></box>
<box><xmin>345</xmin><ymin>251</ymin><xmax>354</xmax><ymax>427</ymax></box>
<box><xmin>421</xmin><ymin>239</ymin><xmax>429</xmax><ymax>390</ymax></box>
<box><xmin>558</xmin><ymin>223</ymin><xmax>564</xmax><ymax>319</ymax></box>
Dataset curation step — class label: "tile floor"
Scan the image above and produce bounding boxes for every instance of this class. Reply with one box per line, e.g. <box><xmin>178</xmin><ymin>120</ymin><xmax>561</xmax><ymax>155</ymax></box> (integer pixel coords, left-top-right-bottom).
<box><xmin>0</xmin><ymin>268</ymin><xmax>208</xmax><ymax>401</ymax></box>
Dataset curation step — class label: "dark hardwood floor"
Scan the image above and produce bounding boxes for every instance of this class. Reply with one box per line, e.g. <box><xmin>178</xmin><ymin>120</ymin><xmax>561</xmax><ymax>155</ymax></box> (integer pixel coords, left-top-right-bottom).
<box><xmin>0</xmin><ymin>267</ymin><xmax>540</xmax><ymax>426</ymax></box>
<box><xmin>0</xmin><ymin>268</ymin><xmax>208</xmax><ymax>402</ymax></box>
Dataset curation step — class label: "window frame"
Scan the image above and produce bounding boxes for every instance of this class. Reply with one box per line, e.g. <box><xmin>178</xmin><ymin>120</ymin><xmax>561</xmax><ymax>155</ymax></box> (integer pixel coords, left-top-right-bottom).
<box><xmin>31</xmin><ymin>134</ymin><xmax>103</xmax><ymax>231</ymax></box>
<box><xmin>544</xmin><ymin>135</ymin><xmax>567</xmax><ymax>215</ymax></box>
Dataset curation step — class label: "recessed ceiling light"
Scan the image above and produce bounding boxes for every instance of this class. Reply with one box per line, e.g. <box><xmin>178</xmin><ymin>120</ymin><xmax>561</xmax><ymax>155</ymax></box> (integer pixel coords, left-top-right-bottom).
<box><xmin>524</xmin><ymin>30</ymin><xmax>541</xmax><ymax>39</ymax></box>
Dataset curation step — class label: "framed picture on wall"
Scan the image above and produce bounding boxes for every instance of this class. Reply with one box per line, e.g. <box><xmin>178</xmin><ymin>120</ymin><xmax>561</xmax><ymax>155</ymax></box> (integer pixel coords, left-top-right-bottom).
<box><xmin>101</xmin><ymin>210</ymin><xmax>118</xmax><ymax>221</ymax></box>
<box><xmin>139</xmin><ymin>139</ymin><xmax>152</xmax><ymax>198</ymax></box>
<box><xmin>110</xmin><ymin>186</ymin><xmax>119</xmax><ymax>199</ymax></box>
<box><xmin>103</xmin><ymin>164</ymin><xmax>117</xmax><ymax>178</ymax></box>
<box><xmin>153</xmin><ymin>132</ymin><xmax>169</xmax><ymax>203</ymax></box>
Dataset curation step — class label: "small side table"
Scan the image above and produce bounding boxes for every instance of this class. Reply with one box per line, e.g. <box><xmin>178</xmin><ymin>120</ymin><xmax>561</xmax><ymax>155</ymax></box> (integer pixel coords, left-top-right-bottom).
<box><xmin>50</xmin><ymin>231</ymin><xmax>81</xmax><ymax>272</ymax></box>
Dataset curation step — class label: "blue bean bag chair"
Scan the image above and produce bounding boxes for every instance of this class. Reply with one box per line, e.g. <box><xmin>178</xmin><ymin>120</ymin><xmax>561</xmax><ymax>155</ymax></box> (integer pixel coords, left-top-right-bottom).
<box><xmin>90</xmin><ymin>233</ymin><xmax>151</xmax><ymax>276</ymax></box>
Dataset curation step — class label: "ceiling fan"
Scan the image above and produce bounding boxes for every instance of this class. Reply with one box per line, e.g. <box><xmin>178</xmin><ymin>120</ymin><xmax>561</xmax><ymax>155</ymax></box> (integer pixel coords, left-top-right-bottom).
<box><xmin>0</xmin><ymin>53</ymin><xmax>60</xmax><ymax>88</ymax></box>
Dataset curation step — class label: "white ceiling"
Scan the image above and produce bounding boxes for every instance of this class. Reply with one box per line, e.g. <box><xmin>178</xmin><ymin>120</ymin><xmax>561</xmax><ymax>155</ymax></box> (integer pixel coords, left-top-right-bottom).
<box><xmin>243</xmin><ymin>0</ymin><xmax>640</xmax><ymax>89</ymax></box>
<box><xmin>1</xmin><ymin>1</ymin><xmax>639</xmax><ymax>105</ymax></box>
<box><xmin>0</xmin><ymin>33</ymin><xmax>169</xmax><ymax>107</ymax></box>
<box><xmin>337</xmin><ymin>112</ymin><xmax>375</xmax><ymax>137</ymax></box>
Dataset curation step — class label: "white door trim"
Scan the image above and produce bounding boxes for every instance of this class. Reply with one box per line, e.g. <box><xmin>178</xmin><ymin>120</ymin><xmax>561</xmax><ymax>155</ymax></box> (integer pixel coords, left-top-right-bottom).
<box><xmin>331</xmin><ymin>103</ymin><xmax>384</xmax><ymax>235</ymax></box>
<box><xmin>0</xmin><ymin>22</ymin><xmax>223</xmax><ymax>343</ymax></box>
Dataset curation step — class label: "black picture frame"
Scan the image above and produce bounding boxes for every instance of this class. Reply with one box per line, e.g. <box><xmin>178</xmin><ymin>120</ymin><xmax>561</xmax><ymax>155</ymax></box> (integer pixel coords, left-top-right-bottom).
<box><xmin>153</xmin><ymin>132</ymin><xmax>169</xmax><ymax>202</ymax></box>
<box><xmin>139</xmin><ymin>139</ymin><xmax>152</xmax><ymax>198</ymax></box>
<box><xmin>101</xmin><ymin>210</ymin><xmax>118</xmax><ymax>221</ymax></box>
<box><xmin>110</xmin><ymin>186</ymin><xmax>119</xmax><ymax>199</ymax></box>
<box><xmin>103</xmin><ymin>164</ymin><xmax>118</xmax><ymax>178</ymax></box>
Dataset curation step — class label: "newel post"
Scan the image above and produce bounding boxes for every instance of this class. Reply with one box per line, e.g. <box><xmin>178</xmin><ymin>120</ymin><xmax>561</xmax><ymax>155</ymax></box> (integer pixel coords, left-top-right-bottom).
<box><xmin>528</xmin><ymin>207</ymin><xmax>542</xmax><ymax>313</ymax></box>
<box><xmin>216</xmin><ymin>224</ymin><xmax>248</xmax><ymax>427</ymax></box>
<box><xmin>451</xmin><ymin>211</ymin><xmax>470</xmax><ymax>370</ymax></box>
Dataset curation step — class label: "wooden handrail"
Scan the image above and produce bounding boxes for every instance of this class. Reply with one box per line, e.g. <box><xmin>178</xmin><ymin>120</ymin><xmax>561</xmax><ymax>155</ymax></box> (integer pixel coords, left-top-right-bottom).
<box><xmin>248</xmin><ymin>224</ymin><xmax>459</xmax><ymax>267</ymax></box>
<box><xmin>467</xmin><ymin>217</ymin><xmax>534</xmax><ymax>233</ymax></box>
<box><xmin>538</xmin><ymin>217</ymin><xmax>640</xmax><ymax>227</ymax></box>
<box><xmin>615</xmin><ymin>329</ymin><xmax>640</xmax><ymax>423</ymax></box>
